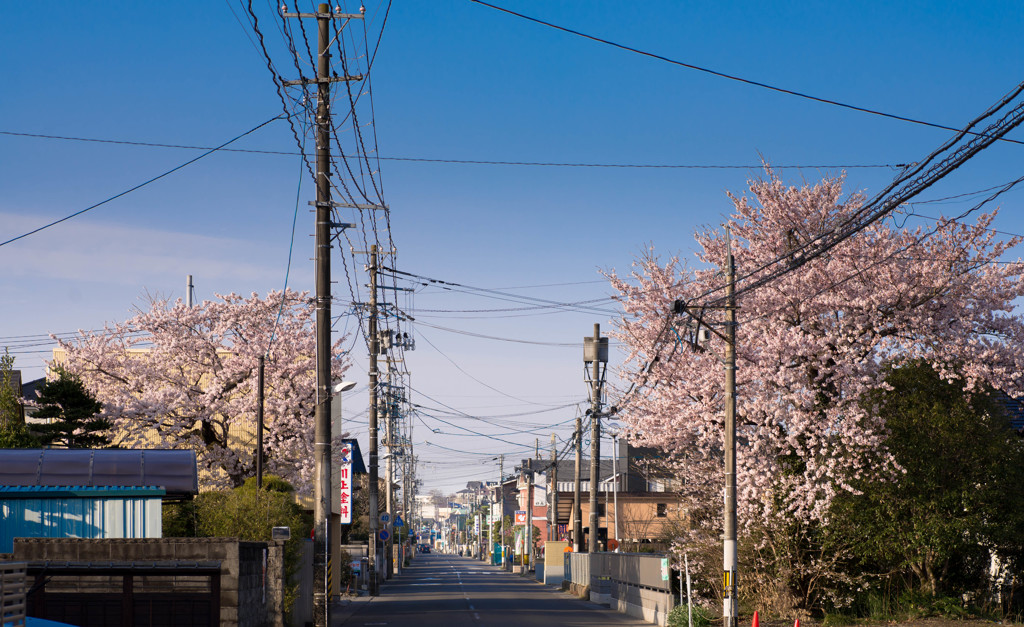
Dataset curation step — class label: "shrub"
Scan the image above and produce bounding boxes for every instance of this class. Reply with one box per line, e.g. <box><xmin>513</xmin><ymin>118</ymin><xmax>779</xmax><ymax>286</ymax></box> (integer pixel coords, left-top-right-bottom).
<box><xmin>667</xmin><ymin>603</ymin><xmax>712</xmax><ymax>627</ymax></box>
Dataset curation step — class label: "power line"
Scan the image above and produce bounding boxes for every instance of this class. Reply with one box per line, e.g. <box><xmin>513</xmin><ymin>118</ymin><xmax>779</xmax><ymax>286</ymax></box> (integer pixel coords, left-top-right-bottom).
<box><xmin>467</xmin><ymin>0</ymin><xmax>1024</xmax><ymax>146</ymax></box>
<box><xmin>0</xmin><ymin>115</ymin><xmax>283</xmax><ymax>248</ymax></box>
<box><xmin>0</xmin><ymin>130</ymin><xmax>908</xmax><ymax>170</ymax></box>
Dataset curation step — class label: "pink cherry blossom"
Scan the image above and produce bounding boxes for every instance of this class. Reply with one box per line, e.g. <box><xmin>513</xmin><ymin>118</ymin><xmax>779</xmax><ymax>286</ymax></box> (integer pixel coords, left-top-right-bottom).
<box><xmin>54</xmin><ymin>289</ymin><xmax>349</xmax><ymax>494</ymax></box>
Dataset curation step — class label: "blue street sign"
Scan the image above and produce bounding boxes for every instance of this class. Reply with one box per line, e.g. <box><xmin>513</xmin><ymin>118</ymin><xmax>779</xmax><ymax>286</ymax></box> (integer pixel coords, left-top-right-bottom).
<box><xmin>380</xmin><ymin>513</ymin><xmax>391</xmax><ymax>524</ymax></box>
<box><xmin>394</xmin><ymin>515</ymin><xmax>404</xmax><ymax>527</ymax></box>
<box><xmin>379</xmin><ymin>529</ymin><xmax>390</xmax><ymax>541</ymax></box>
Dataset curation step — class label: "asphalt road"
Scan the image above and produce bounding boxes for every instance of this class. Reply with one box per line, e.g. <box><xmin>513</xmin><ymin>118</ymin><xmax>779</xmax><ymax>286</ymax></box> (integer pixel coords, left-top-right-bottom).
<box><xmin>337</xmin><ymin>552</ymin><xmax>653</xmax><ymax>627</ymax></box>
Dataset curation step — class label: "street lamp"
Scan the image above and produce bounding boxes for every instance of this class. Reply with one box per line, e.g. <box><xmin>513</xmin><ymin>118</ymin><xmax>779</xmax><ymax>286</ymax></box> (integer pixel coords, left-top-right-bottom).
<box><xmin>583</xmin><ymin>324</ymin><xmax>609</xmax><ymax>553</ymax></box>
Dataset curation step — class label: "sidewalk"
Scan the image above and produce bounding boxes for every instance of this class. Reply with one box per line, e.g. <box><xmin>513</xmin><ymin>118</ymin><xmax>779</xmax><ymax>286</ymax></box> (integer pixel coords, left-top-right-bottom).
<box><xmin>330</xmin><ymin>594</ymin><xmax>375</xmax><ymax>626</ymax></box>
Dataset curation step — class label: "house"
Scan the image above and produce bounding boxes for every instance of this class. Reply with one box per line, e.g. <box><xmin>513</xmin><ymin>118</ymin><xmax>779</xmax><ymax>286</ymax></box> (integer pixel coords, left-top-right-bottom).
<box><xmin>496</xmin><ymin>439</ymin><xmax>686</xmax><ymax>555</ymax></box>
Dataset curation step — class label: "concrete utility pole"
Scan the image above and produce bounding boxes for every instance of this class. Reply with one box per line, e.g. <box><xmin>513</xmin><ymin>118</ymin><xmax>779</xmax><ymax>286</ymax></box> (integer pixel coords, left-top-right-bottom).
<box><xmin>368</xmin><ymin>244</ymin><xmax>381</xmax><ymax>595</ymax></box>
<box><xmin>186</xmin><ymin>275</ymin><xmax>193</xmax><ymax>308</ymax></box>
<box><xmin>549</xmin><ymin>433</ymin><xmax>557</xmax><ymax>541</ymax></box>
<box><xmin>499</xmin><ymin>454</ymin><xmax>505</xmax><ymax>566</ymax></box>
<box><xmin>385</xmin><ymin>395</ymin><xmax>394</xmax><ymax>577</ymax></box>
<box><xmin>312</xmin><ymin>5</ymin><xmax>333</xmax><ymax>622</ymax></box>
<box><xmin>612</xmin><ymin>433</ymin><xmax>618</xmax><ymax>549</ymax></box>
<box><xmin>525</xmin><ymin>459</ymin><xmax>534</xmax><ymax>570</ymax></box>
<box><xmin>572</xmin><ymin>410</ymin><xmax>583</xmax><ymax>552</ymax></box>
<box><xmin>278</xmin><ymin>5</ymin><xmax>364</xmax><ymax>622</ymax></box>
<box><xmin>723</xmin><ymin>235</ymin><xmax>738</xmax><ymax>627</ymax></box>
<box><xmin>256</xmin><ymin>355</ymin><xmax>264</xmax><ymax>490</ymax></box>
<box><xmin>586</xmin><ymin>324</ymin><xmax>607</xmax><ymax>554</ymax></box>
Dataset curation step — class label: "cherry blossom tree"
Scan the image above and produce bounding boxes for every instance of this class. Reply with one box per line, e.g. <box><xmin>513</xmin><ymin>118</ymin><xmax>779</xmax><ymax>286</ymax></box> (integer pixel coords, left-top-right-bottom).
<box><xmin>55</xmin><ymin>290</ymin><xmax>349</xmax><ymax>493</ymax></box>
<box><xmin>608</xmin><ymin>169</ymin><xmax>1024</xmax><ymax>611</ymax></box>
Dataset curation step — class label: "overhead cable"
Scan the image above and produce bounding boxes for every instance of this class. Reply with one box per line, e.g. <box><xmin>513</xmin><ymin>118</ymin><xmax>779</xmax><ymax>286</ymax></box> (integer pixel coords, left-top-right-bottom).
<box><xmin>468</xmin><ymin>0</ymin><xmax>1024</xmax><ymax>146</ymax></box>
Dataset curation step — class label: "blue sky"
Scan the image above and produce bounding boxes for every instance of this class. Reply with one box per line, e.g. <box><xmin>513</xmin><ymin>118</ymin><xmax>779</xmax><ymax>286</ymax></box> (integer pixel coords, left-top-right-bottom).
<box><xmin>2</xmin><ymin>1</ymin><xmax>1022</xmax><ymax>493</ymax></box>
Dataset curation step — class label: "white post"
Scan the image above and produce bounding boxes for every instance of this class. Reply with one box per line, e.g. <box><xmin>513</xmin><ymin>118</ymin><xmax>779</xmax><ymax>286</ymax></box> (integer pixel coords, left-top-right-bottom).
<box><xmin>685</xmin><ymin>552</ymin><xmax>693</xmax><ymax>627</ymax></box>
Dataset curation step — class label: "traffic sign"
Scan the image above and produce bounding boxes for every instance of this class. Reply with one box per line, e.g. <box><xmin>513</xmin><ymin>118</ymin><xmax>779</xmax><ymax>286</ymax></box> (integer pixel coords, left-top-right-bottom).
<box><xmin>380</xmin><ymin>512</ymin><xmax>391</xmax><ymax>524</ymax></box>
<box><xmin>379</xmin><ymin>529</ymin><xmax>390</xmax><ymax>542</ymax></box>
<box><xmin>394</xmin><ymin>515</ymin><xmax>404</xmax><ymax>527</ymax></box>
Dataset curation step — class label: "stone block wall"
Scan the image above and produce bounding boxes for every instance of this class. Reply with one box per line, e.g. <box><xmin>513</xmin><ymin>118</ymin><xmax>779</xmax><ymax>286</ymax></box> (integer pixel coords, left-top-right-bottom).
<box><xmin>10</xmin><ymin>537</ymin><xmax>285</xmax><ymax>627</ymax></box>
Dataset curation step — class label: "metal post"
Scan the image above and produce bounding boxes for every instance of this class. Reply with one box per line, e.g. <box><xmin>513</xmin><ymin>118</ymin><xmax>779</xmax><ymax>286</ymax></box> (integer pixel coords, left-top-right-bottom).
<box><xmin>368</xmin><ymin>245</ymin><xmax>380</xmax><ymax>595</ymax></box>
<box><xmin>257</xmin><ymin>355</ymin><xmax>264</xmax><ymax>490</ymax></box>
<box><xmin>723</xmin><ymin>234</ymin><xmax>738</xmax><ymax>627</ymax></box>
<box><xmin>312</xmin><ymin>5</ymin><xmax>333</xmax><ymax>624</ymax></box>
<box><xmin>186</xmin><ymin>275</ymin><xmax>193</xmax><ymax>308</ymax></box>
<box><xmin>588</xmin><ymin>324</ymin><xmax>601</xmax><ymax>553</ymax></box>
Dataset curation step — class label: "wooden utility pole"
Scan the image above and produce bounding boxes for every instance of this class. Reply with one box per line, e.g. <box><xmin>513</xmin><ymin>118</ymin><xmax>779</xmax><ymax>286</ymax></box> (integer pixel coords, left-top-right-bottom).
<box><xmin>368</xmin><ymin>244</ymin><xmax>380</xmax><ymax>595</ymax></box>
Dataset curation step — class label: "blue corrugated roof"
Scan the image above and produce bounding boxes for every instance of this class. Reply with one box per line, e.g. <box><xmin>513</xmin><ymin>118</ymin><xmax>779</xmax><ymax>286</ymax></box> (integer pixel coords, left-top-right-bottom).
<box><xmin>0</xmin><ymin>449</ymin><xmax>197</xmax><ymax>495</ymax></box>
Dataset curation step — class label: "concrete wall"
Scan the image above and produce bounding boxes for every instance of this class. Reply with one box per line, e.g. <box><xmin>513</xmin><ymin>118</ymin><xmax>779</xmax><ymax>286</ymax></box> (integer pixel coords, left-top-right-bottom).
<box><xmin>9</xmin><ymin>537</ymin><xmax>285</xmax><ymax>627</ymax></box>
<box><xmin>564</xmin><ymin>552</ymin><xmax>675</xmax><ymax>626</ymax></box>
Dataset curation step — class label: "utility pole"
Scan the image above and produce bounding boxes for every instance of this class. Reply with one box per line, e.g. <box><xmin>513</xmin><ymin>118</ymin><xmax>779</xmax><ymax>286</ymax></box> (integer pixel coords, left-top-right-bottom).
<box><xmin>368</xmin><ymin>244</ymin><xmax>380</xmax><ymax>595</ymax></box>
<box><xmin>527</xmin><ymin>460</ymin><xmax>535</xmax><ymax>568</ymax></box>
<box><xmin>186</xmin><ymin>275</ymin><xmax>193</xmax><ymax>308</ymax></box>
<box><xmin>669</xmin><ymin>230</ymin><xmax>739</xmax><ymax>627</ymax></box>
<box><xmin>278</xmin><ymin>5</ymin><xmax>364</xmax><ymax>622</ymax></box>
<box><xmin>499</xmin><ymin>454</ymin><xmax>505</xmax><ymax>567</ymax></box>
<box><xmin>385</xmin><ymin>397</ymin><xmax>394</xmax><ymax>577</ymax></box>
<box><xmin>312</xmin><ymin>5</ymin><xmax>333</xmax><ymax>622</ymax></box>
<box><xmin>586</xmin><ymin>324</ymin><xmax>607</xmax><ymax>553</ymax></box>
<box><xmin>723</xmin><ymin>234</ymin><xmax>738</xmax><ymax>627</ymax></box>
<box><xmin>257</xmin><ymin>355</ymin><xmax>264</xmax><ymax>490</ymax></box>
<box><xmin>572</xmin><ymin>410</ymin><xmax>583</xmax><ymax>552</ymax></box>
<box><xmin>612</xmin><ymin>433</ymin><xmax>618</xmax><ymax>549</ymax></box>
<box><xmin>549</xmin><ymin>433</ymin><xmax>557</xmax><ymax>541</ymax></box>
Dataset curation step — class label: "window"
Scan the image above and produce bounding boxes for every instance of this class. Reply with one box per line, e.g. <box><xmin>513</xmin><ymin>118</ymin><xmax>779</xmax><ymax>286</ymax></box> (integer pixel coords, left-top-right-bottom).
<box><xmin>656</xmin><ymin>503</ymin><xmax>667</xmax><ymax>518</ymax></box>
<box><xmin>597</xmin><ymin>504</ymin><xmax>606</xmax><ymax>518</ymax></box>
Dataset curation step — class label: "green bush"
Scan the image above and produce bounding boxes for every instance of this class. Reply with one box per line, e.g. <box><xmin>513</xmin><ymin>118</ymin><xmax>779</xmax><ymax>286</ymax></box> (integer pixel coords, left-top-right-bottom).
<box><xmin>821</xmin><ymin>613</ymin><xmax>857</xmax><ymax>627</ymax></box>
<box><xmin>667</xmin><ymin>603</ymin><xmax>712</xmax><ymax>627</ymax></box>
<box><xmin>164</xmin><ymin>476</ymin><xmax>312</xmax><ymax>617</ymax></box>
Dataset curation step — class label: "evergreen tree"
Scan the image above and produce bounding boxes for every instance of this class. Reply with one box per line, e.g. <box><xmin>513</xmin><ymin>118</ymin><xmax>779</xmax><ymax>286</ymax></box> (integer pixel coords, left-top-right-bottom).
<box><xmin>0</xmin><ymin>348</ymin><xmax>38</xmax><ymax>448</ymax></box>
<box><xmin>33</xmin><ymin>366</ymin><xmax>109</xmax><ymax>448</ymax></box>
<box><xmin>0</xmin><ymin>348</ymin><xmax>23</xmax><ymax>426</ymax></box>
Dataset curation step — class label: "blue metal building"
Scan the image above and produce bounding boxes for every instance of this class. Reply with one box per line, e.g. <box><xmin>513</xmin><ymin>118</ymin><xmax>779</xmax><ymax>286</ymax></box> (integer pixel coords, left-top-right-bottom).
<box><xmin>0</xmin><ymin>486</ymin><xmax>164</xmax><ymax>552</ymax></box>
<box><xmin>0</xmin><ymin>449</ymin><xmax>198</xmax><ymax>551</ymax></box>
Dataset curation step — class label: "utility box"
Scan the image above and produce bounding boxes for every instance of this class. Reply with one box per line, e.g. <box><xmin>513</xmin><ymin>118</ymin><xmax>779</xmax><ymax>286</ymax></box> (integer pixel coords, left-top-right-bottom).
<box><xmin>543</xmin><ymin>541</ymin><xmax>569</xmax><ymax>587</ymax></box>
<box><xmin>583</xmin><ymin>337</ymin><xmax>609</xmax><ymax>364</ymax></box>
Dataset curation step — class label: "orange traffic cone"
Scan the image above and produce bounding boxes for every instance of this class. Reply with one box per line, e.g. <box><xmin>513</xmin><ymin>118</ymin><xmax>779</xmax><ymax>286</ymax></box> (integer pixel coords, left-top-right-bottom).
<box><xmin>752</xmin><ymin>611</ymin><xmax>760</xmax><ymax>627</ymax></box>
